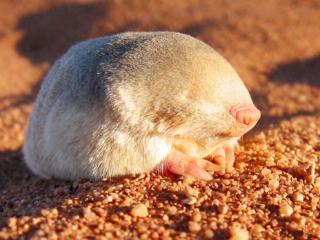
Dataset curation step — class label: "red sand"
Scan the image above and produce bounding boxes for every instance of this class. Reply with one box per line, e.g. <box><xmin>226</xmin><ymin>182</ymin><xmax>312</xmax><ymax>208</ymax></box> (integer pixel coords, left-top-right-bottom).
<box><xmin>0</xmin><ymin>0</ymin><xmax>319</xmax><ymax>239</ymax></box>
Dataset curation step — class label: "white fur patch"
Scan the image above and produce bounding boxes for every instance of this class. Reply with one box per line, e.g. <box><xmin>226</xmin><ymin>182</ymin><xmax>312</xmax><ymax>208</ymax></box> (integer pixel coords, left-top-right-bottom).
<box><xmin>199</xmin><ymin>102</ymin><xmax>222</xmax><ymax>115</ymax></box>
<box><xmin>119</xmin><ymin>87</ymin><xmax>136</xmax><ymax>111</ymax></box>
<box><xmin>115</xmin><ymin>131</ymin><xmax>129</xmax><ymax>145</ymax></box>
<box><xmin>118</xmin><ymin>87</ymin><xmax>142</xmax><ymax>125</ymax></box>
<box><xmin>146</xmin><ymin>137</ymin><xmax>171</xmax><ymax>165</ymax></box>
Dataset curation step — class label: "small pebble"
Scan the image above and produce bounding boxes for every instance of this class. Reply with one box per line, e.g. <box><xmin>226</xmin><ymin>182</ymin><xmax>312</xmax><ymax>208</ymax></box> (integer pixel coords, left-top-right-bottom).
<box><xmin>8</xmin><ymin>218</ymin><xmax>17</xmax><ymax>229</ymax></box>
<box><xmin>168</xmin><ymin>206</ymin><xmax>177</xmax><ymax>215</ymax></box>
<box><xmin>185</xmin><ymin>186</ymin><xmax>199</xmax><ymax>197</ymax></box>
<box><xmin>204</xmin><ymin>228</ymin><xmax>214</xmax><ymax>238</ymax></box>
<box><xmin>218</xmin><ymin>205</ymin><xmax>229</xmax><ymax>214</ymax></box>
<box><xmin>162</xmin><ymin>214</ymin><xmax>169</xmax><ymax>222</ymax></box>
<box><xmin>130</xmin><ymin>204</ymin><xmax>148</xmax><ymax>217</ymax></box>
<box><xmin>188</xmin><ymin>221</ymin><xmax>201</xmax><ymax>232</ymax></box>
<box><xmin>191</xmin><ymin>212</ymin><xmax>202</xmax><ymax>222</ymax></box>
<box><xmin>229</xmin><ymin>224</ymin><xmax>250</xmax><ymax>240</ymax></box>
<box><xmin>313</xmin><ymin>179</ymin><xmax>320</xmax><ymax>195</ymax></box>
<box><xmin>279</xmin><ymin>203</ymin><xmax>293</xmax><ymax>217</ymax></box>
<box><xmin>268</xmin><ymin>178</ymin><xmax>279</xmax><ymax>190</ymax></box>
<box><xmin>311</xmin><ymin>197</ymin><xmax>319</xmax><ymax>211</ymax></box>
<box><xmin>83</xmin><ymin>207</ymin><xmax>97</xmax><ymax>220</ymax></box>
<box><xmin>261</xmin><ymin>168</ymin><xmax>271</xmax><ymax>177</ymax></box>
<box><xmin>295</xmin><ymin>216</ymin><xmax>307</xmax><ymax>227</ymax></box>
<box><xmin>292</xmin><ymin>192</ymin><xmax>304</xmax><ymax>202</ymax></box>
<box><xmin>252</xmin><ymin>224</ymin><xmax>264</xmax><ymax>233</ymax></box>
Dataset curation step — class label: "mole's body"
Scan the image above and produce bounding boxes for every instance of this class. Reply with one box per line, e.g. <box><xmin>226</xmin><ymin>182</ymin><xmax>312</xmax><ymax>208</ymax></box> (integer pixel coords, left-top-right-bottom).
<box><xmin>23</xmin><ymin>32</ymin><xmax>260</xmax><ymax>180</ymax></box>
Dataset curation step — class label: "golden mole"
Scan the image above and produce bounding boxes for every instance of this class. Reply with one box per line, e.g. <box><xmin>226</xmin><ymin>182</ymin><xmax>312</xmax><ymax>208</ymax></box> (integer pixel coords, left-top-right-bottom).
<box><xmin>23</xmin><ymin>32</ymin><xmax>260</xmax><ymax>180</ymax></box>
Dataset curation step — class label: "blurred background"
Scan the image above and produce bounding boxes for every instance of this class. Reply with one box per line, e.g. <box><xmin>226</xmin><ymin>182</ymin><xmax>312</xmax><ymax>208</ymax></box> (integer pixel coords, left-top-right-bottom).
<box><xmin>0</xmin><ymin>0</ymin><xmax>319</xmax><ymax>188</ymax></box>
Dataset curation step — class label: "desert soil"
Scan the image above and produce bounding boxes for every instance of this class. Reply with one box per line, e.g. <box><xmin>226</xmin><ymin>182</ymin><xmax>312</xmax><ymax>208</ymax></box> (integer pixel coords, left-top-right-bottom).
<box><xmin>0</xmin><ymin>0</ymin><xmax>320</xmax><ymax>239</ymax></box>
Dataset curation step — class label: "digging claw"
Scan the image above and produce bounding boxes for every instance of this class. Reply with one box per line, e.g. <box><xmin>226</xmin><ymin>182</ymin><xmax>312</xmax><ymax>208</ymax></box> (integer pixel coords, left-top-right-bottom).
<box><xmin>210</xmin><ymin>141</ymin><xmax>236</xmax><ymax>170</ymax></box>
<box><xmin>164</xmin><ymin>151</ymin><xmax>222</xmax><ymax>181</ymax></box>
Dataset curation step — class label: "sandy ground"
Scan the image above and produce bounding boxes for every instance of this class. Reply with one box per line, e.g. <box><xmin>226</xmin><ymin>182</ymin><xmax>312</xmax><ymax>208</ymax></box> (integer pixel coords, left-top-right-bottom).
<box><xmin>0</xmin><ymin>0</ymin><xmax>320</xmax><ymax>239</ymax></box>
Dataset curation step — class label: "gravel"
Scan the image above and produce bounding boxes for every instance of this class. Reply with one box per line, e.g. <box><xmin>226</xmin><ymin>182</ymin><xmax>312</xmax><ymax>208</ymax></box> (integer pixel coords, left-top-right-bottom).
<box><xmin>1</xmin><ymin>0</ymin><xmax>320</xmax><ymax>239</ymax></box>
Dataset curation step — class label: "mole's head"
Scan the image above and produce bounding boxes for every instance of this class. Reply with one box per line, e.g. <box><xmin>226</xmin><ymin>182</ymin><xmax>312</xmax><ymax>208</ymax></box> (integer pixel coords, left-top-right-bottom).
<box><xmin>108</xmin><ymin>32</ymin><xmax>260</xmax><ymax>144</ymax></box>
<box><xmin>165</xmin><ymin>50</ymin><xmax>261</xmax><ymax>145</ymax></box>
<box><xmin>147</xmin><ymin>33</ymin><xmax>261</xmax><ymax>144</ymax></box>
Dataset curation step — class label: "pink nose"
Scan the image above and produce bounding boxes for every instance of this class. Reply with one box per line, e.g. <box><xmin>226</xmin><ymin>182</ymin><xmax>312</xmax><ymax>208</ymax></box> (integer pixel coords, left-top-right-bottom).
<box><xmin>230</xmin><ymin>104</ymin><xmax>261</xmax><ymax>126</ymax></box>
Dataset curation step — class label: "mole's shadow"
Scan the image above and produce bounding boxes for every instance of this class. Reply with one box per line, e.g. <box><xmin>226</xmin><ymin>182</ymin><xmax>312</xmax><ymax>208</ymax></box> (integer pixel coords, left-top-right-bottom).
<box><xmin>0</xmin><ymin>1</ymin><xmax>107</xmax><ymax>113</ymax></box>
<box><xmin>0</xmin><ymin>149</ymin><xmax>35</xmax><ymax>187</ymax></box>
<box><xmin>246</xmin><ymin>91</ymin><xmax>319</xmax><ymax>136</ymax></box>
<box><xmin>0</xmin><ymin>81</ymin><xmax>41</xmax><ymax>113</ymax></box>
<box><xmin>16</xmin><ymin>1</ymin><xmax>106</xmax><ymax>64</ymax></box>
<box><xmin>0</xmin><ymin>148</ymin><xmax>132</xmax><ymax>232</ymax></box>
<box><xmin>269</xmin><ymin>55</ymin><xmax>320</xmax><ymax>86</ymax></box>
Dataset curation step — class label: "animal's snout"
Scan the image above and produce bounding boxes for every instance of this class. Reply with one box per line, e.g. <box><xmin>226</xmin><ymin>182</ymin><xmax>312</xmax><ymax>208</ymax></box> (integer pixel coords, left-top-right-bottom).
<box><xmin>229</xmin><ymin>104</ymin><xmax>261</xmax><ymax>126</ymax></box>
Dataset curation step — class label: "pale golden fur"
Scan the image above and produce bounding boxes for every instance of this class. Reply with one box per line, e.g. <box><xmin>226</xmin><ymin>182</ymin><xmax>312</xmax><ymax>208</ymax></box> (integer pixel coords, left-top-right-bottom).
<box><xmin>23</xmin><ymin>32</ymin><xmax>253</xmax><ymax>180</ymax></box>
